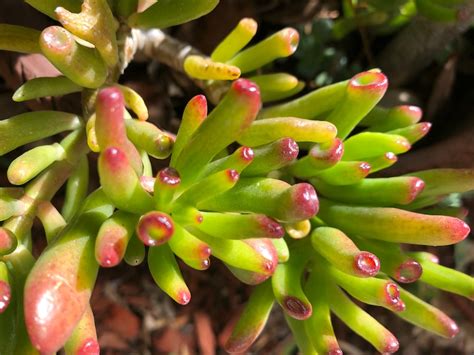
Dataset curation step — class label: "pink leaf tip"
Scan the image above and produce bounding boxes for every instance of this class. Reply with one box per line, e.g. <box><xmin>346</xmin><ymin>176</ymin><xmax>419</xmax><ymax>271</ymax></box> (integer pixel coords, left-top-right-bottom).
<box><xmin>157</xmin><ymin>167</ymin><xmax>181</xmax><ymax>186</ymax></box>
<box><xmin>258</xmin><ymin>216</ymin><xmax>285</xmax><ymax>238</ymax></box>
<box><xmin>0</xmin><ymin>281</ymin><xmax>11</xmax><ymax>313</ymax></box>
<box><xmin>384</xmin><ymin>282</ymin><xmax>406</xmax><ymax>312</ymax></box>
<box><xmin>394</xmin><ymin>259</ymin><xmax>423</xmax><ymax>283</ymax></box>
<box><xmin>77</xmin><ymin>339</ymin><xmax>100</xmax><ymax>355</ymax></box>
<box><xmin>137</xmin><ymin>212</ymin><xmax>174</xmax><ymax>246</ymax></box>
<box><xmin>283</xmin><ymin>296</ymin><xmax>312</xmax><ymax>320</ymax></box>
<box><xmin>383</xmin><ymin>334</ymin><xmax>400</xmax><ymax>354</ymax></box>
<box><xmin>240</xmin><ymin>146</ymin><xmax>255</xmax><ymax>162</ymax></box>
<box><xmin>279</xmin><ymin>137</ymin><xmax>299</xmax><ymax>162</ymax></box>
<box><xmin>349</xmin><ymin>71</ymin><xmax>389</xmax><ymax>95</ymax></box>
<box><xmin>354</xmin><ymin>252</ymin><xmax>380</xmax><ymax>277</ymax></box>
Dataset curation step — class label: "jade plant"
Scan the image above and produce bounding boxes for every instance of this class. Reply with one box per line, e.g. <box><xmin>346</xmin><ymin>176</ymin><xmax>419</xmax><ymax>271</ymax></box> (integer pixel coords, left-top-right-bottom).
<box><xmin>0</xmin><ymin>1</ymin><xmax>473</xmax><ymax>354</ymax></box>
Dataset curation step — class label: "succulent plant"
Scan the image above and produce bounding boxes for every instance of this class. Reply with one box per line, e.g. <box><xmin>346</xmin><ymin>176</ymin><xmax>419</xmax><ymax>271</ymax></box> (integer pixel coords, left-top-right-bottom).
<box><xmin>0</xmin><ymin>1</ymin><xmax>472</xmax><ymax>354</ymax></box>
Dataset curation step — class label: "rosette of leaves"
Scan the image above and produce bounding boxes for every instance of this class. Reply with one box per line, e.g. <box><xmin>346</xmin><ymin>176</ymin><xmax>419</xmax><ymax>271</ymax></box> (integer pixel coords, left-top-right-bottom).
<box><xmin>224</xmin><ymin>70</ymin><xmax>474</xmax><ymax>353</ymax></box>
<box><xmin>0</xmin><ymin>1</ymin><xmax>472</xmax><ymax>354</ymax></box>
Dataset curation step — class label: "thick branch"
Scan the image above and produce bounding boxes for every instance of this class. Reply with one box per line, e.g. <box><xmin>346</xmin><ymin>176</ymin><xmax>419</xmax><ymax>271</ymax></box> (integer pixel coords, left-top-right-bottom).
<box><xmin>128</xmin><ymin>29</ymin><xmax>230</xmax><ymax>103</ymax></box>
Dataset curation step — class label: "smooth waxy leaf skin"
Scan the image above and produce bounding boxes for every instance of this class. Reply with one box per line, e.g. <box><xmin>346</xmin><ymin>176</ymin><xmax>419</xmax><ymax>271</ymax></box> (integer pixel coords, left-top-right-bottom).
<box><xmin>211</xmin><ymin>17</ymin><xmax>257</xmax><ymax>62</ymax></box>
<box><xmin>25</xmin><ymin>0</ymin><xmax>81</xmax><ymax>18</ymax></box>
<box><xmin>184</xmin><ymin>55</ymin><xmax>241</xmax><ymax>80</ymax></box>
<box><xmin>239</xmin><ymin>117</ymin><xmax>337</xmax><ymax>146</ymax></box>
<box><xmin>326</xmin><ymin>71</ymin><xmax>388</xmax><ymax>139</ymax></box>
<box><xmin>396</xmin><ymin>285</ymin><xmax>460</xmax><ymax>338</ymax></box>
<box><xmin>272</xmin><ymin>243</ymin><xmax>313</xmax><ymax>320</ymax></box>
<box><xmin>98</xmin><ymin>147</ymin><xmax>154</xmax><ymax>214</ymax></box>
<box><xmin>24</xmin><ymin>193</ymin><xmax>113</xmax><ymax>354</ymax></box>
<box><xmin>0</xmin><ymin>24</ymin><xmax>41</xmax><ymax>53</ymax></box>
<box><xmin>327</xmin><ymin>282</ymin><xmax>399</xmax><ymax>353</ymax></box>
<box><xmin>173</xmin><ymin>79</ymin><xmax>261</xmax><ymax>185</ymax></box>
<box><xmin>311</xmin><ymin>227</ymin><xmax>380</xmax><ymax>277</ymax></box>
<box><xmin>39</xmin><ymin>26</ymin><xmax>107</xmax><ymax>89</ymax></box>
<box><xmin>304</xmin><ymin>271</ymin><xmax>342</xmax><ymax>354</ymax></box>
<box><xmin>171</xmin><ymin>95</ymin><xmax>207</xmax><ymax>166</ymax></box>
<box><xmin>361</xmin><ymin>105</ymin><xmax>422</xmax><ymax>131</ymax></box>
<box><xmin>128</xmin><ymin>0</ymin><xmax>219</xmax><ymax>29</ymax></box>
<box><xmin>8</xmin><ymin>144</ymin><xmax>66</xmax><ymax>186</ymax></box>
<box><xmin>313</xmin><ymin>176</ymin><xmax>425</xmax><ymax>206</ymax></box>
<box><xmin>409</xmin><ymin>169</ymin><xmax>474</xmax><ymax>198</ymax></box>
<box><xmin>95</xmin><ymin>87</ymin><xmax>143</xmax><ymax>174</ymax></box>
<box><xmin>227</xmin><ymin>28</ymin><xmax>299</xmax><ymax>73</ymax></box>
<box><xmin>195</xmin><ymin>231</ymin><xmax>278</xmax><ymax>275</ymax></box>
<box><xmin>13</xmin><ymin>76</ymin><xmax>81</xmax><ymax>102</ymax></box>
<box><xmin>0</xmin><ymin>111</ymin><xmax>82</xmax><ymax>156</ymax></box>
<box><xmin>199</xmin><ymin>178</ymin><xmax>318</xmax><ymax>223</ymax></box>
<box><xmin>318</xmin><ymin>199</ymin><xmax>470</xmax><ymax>246</ymax></box>
<box><xmin>148</xmin><ymin>245</ymin><xmax>191</xmax><ymax>305</ymax></box>
<box><xmin>342</xmin><ymin>132</ymin><xmax>411</xmax><ymax>160</ymax></box>
<box><xmin>225</xmin><ymin>281</ymin><xmax>274</xmax><ymax>353</ymax></box>
<box><xmin>64</xmin><ymin>305</ymin><xmax>99</xmax><ymax>355</ymax></box>
<box><xmin>55</xmin><ymin>0</ymin><xmax>119</xmax><ymax>67</ymax></box>
<box><xmin>259</xmin><ymin>79</ymin><xmax>348</xmax><ymax>119</ymax></box>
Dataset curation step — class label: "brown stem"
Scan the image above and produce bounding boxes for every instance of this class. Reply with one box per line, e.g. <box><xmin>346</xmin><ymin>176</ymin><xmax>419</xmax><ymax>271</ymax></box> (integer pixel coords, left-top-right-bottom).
<box><xmin>129</xmin><ymin>28</ymin><xmax>229</xmax><ymax>103</ymax></box>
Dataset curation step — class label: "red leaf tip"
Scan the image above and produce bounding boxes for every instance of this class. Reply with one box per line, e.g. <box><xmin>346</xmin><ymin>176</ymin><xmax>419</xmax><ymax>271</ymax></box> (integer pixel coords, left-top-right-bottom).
<box><xmin>244</xmin><ymin>239</ymin><xmax>278</xmax><ymax>275</ymax></box>
<box><xmin>359</xmin><ymin>162</ymin><xmax>372</xmax><ymax>174</ymax></box>
<box><xmin>283</xmin><ymin>296</ymin><xmax>312</xmax><ymax>320</ymax></box>
<box><xmin>329</xmin><ymin>138</ymin><xmax>345</xmax><ymax>163</ymax></box>
<box><xmin>398</xmin><ymin>105</ymin><xmax>423</xmax><ymax>121</ymax></box>
<box><xmin>189</xmin><ymin>94</ymin><xmax>208</xmax><ymax>118</ymax></box>
<box><xmin>97</xmin><ymin>87</ymin><xmax>123</xmax><ymax>107</ymax></box>
<box><xmin>450</xmin><ymin>219</ymin><xmax>470</xmax><ymax>243</ymax></box>
<box><xmin>231</xmin><ymin>79</ymin><xmax>260</xmax><ymax>98</ymax></box>
<box><xmin>419</xmin><ymin>121</ymin><xmax>432</xmax><ymax>135</ymax></box>
<box><xmin>201</xmin><ymin>259</ymin><xmax>211</xmax><ymax>270</ymax></box>
<box><xmin>310</xmin><ymin>138</ymin><xmax>344</xmax><ymax>165</ymax></box>
<box><xmin>291</xmin><ymin>183</ymin><xmax>319</xmax><ymax>220</ymax></box>
<box><xmin>349</xmin><ymin>71</ymin><xmax>388</xmax><ymax>94</ymax></box>
<box><xmin>0</xmin><ymin>281</ymin><xmax>11</xmax><ymax>313</ymax></box>
<box><xmin>407</xmin><ymin>178</ymin><xmax>425</xmax><ymax>203</ymax></box>
<box><xmin>384</xmin><ymin>152</ymin><xmax>398</xmax><ymax>162</ymax></box>
<box><xmin>177</xmin><ymin>290</ymin><xmax>191</xmax><ymax>305</ymax></box>
<box><xmin>195</xmin><ymin>213</ymin><xmax>204</xmax><ymax>224</ymax></box>
<box><xmin>354</xmin><ymin>251</ymin><xmax>380</xmax><ymax>277</ymax></box>
<box><xmin>137</xmin><ymin>212</ymin><xmax>174</xmax><ymax>246</ymax></box>
<box><xmin>102</xmin><ymin>146</ymin><xmax>128</xmax><ymax>172</ymax></box>
<box><xmin>199</xmin><ymin>245</ymin><xmax>212</xmax><ymax>259</ymax></box>
<box><xmin>0</xmin><ymin>227</ymin><xmax>17</xmax><ymax>254</ymax></box>
<box><xmin>258</xmin><ymin>216</ymin><xmax>285</xmax><ymax>238</ymax></box>
<box><xmin>158</xmin><ymin>167</ymin><xmax>181</xmax><ymax>186</ymax></box>
<box><xmin>383</xmin><ymin>334</ymin><xmax>400</xmax><ymax>353</ymax></box>
<box><xmin>77</xmin><ymin>339</ymin><xmax>100</xmax><ymax>355</ymax></box>
<box><xmin>394</xmin><ymin>259</ymin><xmax>422</xmax><ymax>283</ymax></box>
<box><xmin>440</xmin><ymin>314</ymin><xmax>459</xmax><ymax>338</ymax></box>
<box><xmin>384</xmin><ymin>282</ymin><xmax>406</xmax><ymax>312</ymax></box>
<box><xmin>97</xmin><ymin>236</ymin><xmax>124</xmax><ymax>268</ymax></box>
<box><xmin>240</xmin><ymin>146</ymin><xmax>255</xmax><ymax>162</ymax></box>
<box><xmin>226</xmin><ymin>169</ymin><xmax>240</xmax><ymax>183</ymax></box>
<box><xmin>280</xmin><ymin>138</ymin><xmax>299</xmax><ymax>161</ymax></box>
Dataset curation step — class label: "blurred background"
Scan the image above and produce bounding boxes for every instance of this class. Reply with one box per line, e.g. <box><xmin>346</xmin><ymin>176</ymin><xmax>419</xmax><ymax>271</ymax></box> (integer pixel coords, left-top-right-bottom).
<box><xmin>0</xmin><ymin>0</ymin><xmax>473</xmax><ymax>353</ymax></box>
